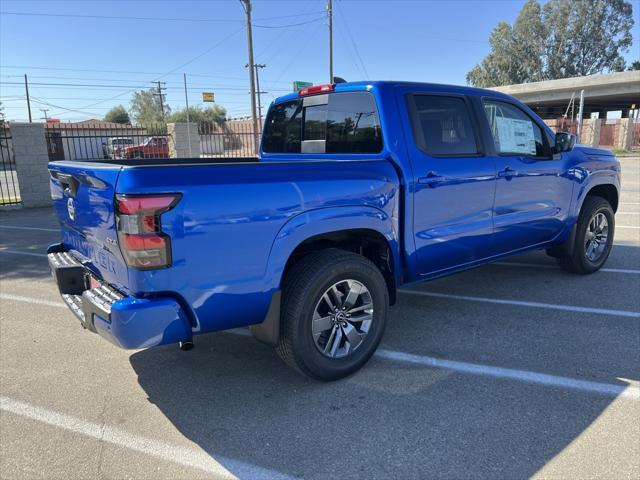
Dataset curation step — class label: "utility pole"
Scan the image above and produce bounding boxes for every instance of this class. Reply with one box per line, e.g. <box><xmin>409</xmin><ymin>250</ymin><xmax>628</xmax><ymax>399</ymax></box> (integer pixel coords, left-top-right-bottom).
<box><xmin>154</xmin><ymin>81</ymin><xmax>167</xmax><ymax>120</ymax></box>
<box><xmin>327</xmin><ymin>0</ymin><xmax>333</xmax><ymax>83</ymax></box>
<box><xmin>576</xmin><ymin>89</ymin><xmax>585</xmax><ymax>141</ymax></box>
<box><xmin>183</xmin><ymin>73</ymin><xmax>193</xmax><ymax>157</ymax></box>
<box><xmin>39</xmin><ymin>108</ymin><xmax>50</xmax><ymax>122</ymax></box>
<box><xmin>240</xmin><ymin>0</ymin><xmax>259</xmax><ymax>152</ymax></box>
<box><xmin>249</xmin><ymin>63</ymin><xmax>266</xmax><ymax>130</ymax></box>
<box><xmin>24</xmin><ymin>74</ymin><xmax>32</xmax><ymax>123</ymax></box>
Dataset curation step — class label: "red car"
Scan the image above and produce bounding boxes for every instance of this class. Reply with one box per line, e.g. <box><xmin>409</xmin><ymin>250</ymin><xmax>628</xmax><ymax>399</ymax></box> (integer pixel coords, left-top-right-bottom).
<box><xmin>122</xmin><ymin>136</ymin><xmax>169</xmax><ymax>159</ymax></box>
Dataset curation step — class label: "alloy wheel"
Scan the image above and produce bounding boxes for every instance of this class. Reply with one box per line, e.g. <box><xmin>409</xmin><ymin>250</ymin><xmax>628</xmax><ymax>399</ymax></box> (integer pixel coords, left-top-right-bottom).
<box><xmin>312</xmin><ymin>279</ymin><xmax>374</xmax><ymax>358</ymax></box>
<box><xmin>584</xmin><ymin>212</ymin><xmax>609</xmax><ymax>262</ymax></box>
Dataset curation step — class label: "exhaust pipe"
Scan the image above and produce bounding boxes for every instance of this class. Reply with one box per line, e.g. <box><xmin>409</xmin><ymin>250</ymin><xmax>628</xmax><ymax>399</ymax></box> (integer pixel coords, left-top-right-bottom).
<box><xmin>179</xmin><ymin>340</ymin><xmax>194</xmax><ymax>351</ymax></box>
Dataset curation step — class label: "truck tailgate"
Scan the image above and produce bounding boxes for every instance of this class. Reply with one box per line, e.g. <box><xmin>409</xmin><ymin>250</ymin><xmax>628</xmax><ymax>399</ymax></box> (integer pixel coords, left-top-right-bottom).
<box><xmin>49</xmin><ymin>162</ymin><xmax>129</xmax><ymax>290</ymax></box>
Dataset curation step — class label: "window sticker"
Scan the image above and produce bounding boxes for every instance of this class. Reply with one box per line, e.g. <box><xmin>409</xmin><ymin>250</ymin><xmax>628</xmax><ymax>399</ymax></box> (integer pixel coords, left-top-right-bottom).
<box><xmin>495</xmin><ymin>117</ymin><xmax>537</xmax><ymax>155</ymax></box>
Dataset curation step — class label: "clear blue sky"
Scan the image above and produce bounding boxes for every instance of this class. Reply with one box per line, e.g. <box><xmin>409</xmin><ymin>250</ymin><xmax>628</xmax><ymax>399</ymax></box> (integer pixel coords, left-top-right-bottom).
<box><xmin>1</xmin><ymin>0</ymin><xmax>639</xmax><ymax>122</ymax></box>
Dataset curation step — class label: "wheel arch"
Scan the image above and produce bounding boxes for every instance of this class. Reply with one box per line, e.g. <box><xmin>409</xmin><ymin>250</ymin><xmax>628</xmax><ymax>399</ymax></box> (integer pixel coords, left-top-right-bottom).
<box><xmin>284</xmin><ymin>228</ymin><xmax>398</xmax><ymax>305</ymax></box>
<box><xmin>265</xmin><ymin>206</ymin><xmax>400</xmax><ymax>305</ymax></box>
<box><xmin>583</xmin><ymin>183</ymin><xmax>619</xmax><ymax>213</ymax></box>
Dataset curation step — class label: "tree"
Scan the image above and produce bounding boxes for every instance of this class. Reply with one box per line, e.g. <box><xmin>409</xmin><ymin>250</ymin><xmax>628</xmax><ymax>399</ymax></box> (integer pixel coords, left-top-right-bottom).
<box><xmin>129</xmin><ymin>89</ymin><xmax>170</xmax><ymax>124</ymax></box>
<box><xmin>167</xmin><ymin>105</ymin><xmax>227</xmax><ymax>125</ymax></box>
<box><xmin>628</xmin><ymin>60</ymin><xmax>640</xmax><ymax>71</ymax></box>
<box><xmin>104</xmin><ymin>105</ymin><xmax>131</xmax><ymax>124</ymax></box>
<box><xmin>467</xmin><ymin>0</ymin><xmax>634</xmax><ymax>87</ymax></box>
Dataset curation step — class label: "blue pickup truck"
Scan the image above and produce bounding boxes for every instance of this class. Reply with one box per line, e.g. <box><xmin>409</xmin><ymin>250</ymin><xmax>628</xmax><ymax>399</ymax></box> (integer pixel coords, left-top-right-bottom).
<box><xmin>48</xmin><ymin>81</ymin><xmax>620</xmax><ymax>380</ymax></box>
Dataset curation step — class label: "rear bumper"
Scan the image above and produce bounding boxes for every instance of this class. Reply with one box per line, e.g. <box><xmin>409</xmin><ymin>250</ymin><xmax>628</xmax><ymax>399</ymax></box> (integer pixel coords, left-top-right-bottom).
<box><xmin>47</xmin><ymin>243</ymin><xmax>192</xmax><ymax>349</ymax></box>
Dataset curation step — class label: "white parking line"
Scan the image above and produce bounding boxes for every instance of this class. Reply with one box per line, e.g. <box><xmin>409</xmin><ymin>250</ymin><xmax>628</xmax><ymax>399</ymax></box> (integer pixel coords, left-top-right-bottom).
<box><xmin>0</xmin><ymin>396</ymin><xmax>293</xmax><ymax>480</ymax></box>
<box><xmin>0</xmin><ymin>249</ymin><xmax>47</xmax><ymax>258</ymax></box>
<box><xmin>0</xmin><ymin>225</ymin><xmax>58</xmax><ymax>232</ymax></box>
<box><xmin>375</xmin><ymin>350</ymin><xmax>639</xmax><ymax>400</ymax></box>
<box><xmin>618</xmin><ymin>225</ymin><xmax>640</xmax><ymax>229</ymax></box>
<box><xmin>493</xmin><ymin>261</ymin><xmax>640</xmax><ymax>275</ymax></box>
<box><xmin>223</xmin><ymin>330</ymin><xmax>639</xmax><ymax>400</ymax></box>
<box><xmin>2</xmin><ymin>294</ymin><xmax>638</xmax><ymax>401</ymax></box>
<box><xmin>0</xmin><ymin>293</ymin><xmax>63</xmax><ymax>308</ymax></box>
<box><xmin>400</xmin><ymin>290</ymin><xmax>640</xmax><ymax>318</ymax></box>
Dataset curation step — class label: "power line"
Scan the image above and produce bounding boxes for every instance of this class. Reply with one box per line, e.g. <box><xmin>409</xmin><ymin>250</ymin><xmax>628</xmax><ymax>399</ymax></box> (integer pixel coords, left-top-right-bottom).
<box><xmin>253</xmin><ymin>16</ymin><xmax>325</xmax><ymax>29</ymax></box>
<box><xmin>0</xmin><ymin>81</ymin><xmax>289</xmax><ymax>92</ymax></box>
<box><xmin>0</xmin><ymin>11</ymin><xmax>243</xmax><ymax>23</ymax></box>
<box><xmin>335</xmin><ymin>1</ymin><xmax>369</xmax><ymax>79</ymax></box>
<box><xmin>271</xmin><ymin>20</ymin><xmax>326</xmax><ymax>84</ymax></box>
<box><xmin>334</xmin><ymin>15</ymin><xmax>366</xmax><ymax>79</ymax></box>
<box><xmin>65</xmin><ymin>26</ymin><xmax>244</xmax><ymax>115</ymax></box>
<box><xmin>0</xmin><ymin>74</ymin><xmax>288</xmax><ymax>88</ymax></box>
<box><xmin>0</xmin><ymin>66</ymin><xmax>293</xmax><ymax>83</ymax></box>
<box><xmin>29</xmin><ymin>96</ymin><xmax>110</xmax><ymax>117</ymax></box>
<box><xmin>0</xmin><ymin>10</ymin><xmax>325</xmax><ymax>23</ymax></box>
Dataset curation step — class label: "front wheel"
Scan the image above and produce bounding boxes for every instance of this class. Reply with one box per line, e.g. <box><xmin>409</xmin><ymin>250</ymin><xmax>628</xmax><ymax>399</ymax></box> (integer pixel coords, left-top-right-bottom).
<box><xmin>277</xmin><ymin>249</ymin><xmax>389</xmax><ymax>381</ymax></box>
<box><xmin>555</xmin><ymin>196</ymin><xmax>615</xmax><ymax>274</ymax></box>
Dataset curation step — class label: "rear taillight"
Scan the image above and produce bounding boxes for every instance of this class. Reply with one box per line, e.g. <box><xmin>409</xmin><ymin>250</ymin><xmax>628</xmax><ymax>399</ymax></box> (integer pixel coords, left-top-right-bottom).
<box><xmin>298</xmin><ymin>84</ymin><xmax>334</xmax><ymax>96</ymax></box>
<box><xmin>115</xmin><ymin>194</ymin><xmax>180</xmax><ymax>269</ymax></box>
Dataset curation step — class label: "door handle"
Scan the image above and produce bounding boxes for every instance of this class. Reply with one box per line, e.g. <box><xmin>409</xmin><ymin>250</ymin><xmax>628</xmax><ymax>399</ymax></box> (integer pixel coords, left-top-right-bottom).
<box><xmin>418</xmin><ymin>170</ymin><xmax>444</xmax><ymax>187</ymax></box>
<box><xmin>498</xmin><ymin>166</ymin><xmax>518</xmax><ymax>179</ymax></box>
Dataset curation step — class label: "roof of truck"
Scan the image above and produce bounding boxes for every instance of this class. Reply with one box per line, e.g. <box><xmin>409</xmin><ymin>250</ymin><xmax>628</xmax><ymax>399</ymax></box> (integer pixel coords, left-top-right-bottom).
<box><xmin>273</xmin><ymin>80</ymin><xmax>513</xmax><ymax>105</ymax></box>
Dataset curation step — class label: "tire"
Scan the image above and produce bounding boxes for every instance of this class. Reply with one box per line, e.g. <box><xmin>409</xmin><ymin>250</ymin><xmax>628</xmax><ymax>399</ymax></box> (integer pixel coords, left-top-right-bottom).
<box><xmin>555</xmin><ymin>196</ymin><xmax>615</xmax><ymax>274</ymax></box>
<box><xmin>276</xmin><ymin>249</ymin><xmax>389</xmax><ymax>381</ymax></box>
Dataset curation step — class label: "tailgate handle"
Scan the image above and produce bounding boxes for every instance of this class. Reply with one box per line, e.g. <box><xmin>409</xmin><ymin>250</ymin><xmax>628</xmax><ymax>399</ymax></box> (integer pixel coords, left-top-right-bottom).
<box><xmin>57</xmin><ymin>173</ymin><xmax>79</xmax><ymax>196</ymax></box>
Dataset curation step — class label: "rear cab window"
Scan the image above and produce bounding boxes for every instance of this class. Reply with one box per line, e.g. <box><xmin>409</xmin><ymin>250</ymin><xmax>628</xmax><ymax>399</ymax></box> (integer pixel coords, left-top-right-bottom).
<box><xmin>262</xmin><ymin>91</ymin><xmax>383</xmax><ymax>154</ymax></box>
<box><xmin>407</xmin><ymin>94</ymin><xmax>480</xmax><ymax>156</ymax></box>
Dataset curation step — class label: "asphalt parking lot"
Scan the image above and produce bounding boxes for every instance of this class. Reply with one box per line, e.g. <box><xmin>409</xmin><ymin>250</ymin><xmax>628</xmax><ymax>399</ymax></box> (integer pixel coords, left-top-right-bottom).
<box><xmin>1</xmin><ymin>158</ymin><xmax>639</xmax><ymax>479</ymax></box>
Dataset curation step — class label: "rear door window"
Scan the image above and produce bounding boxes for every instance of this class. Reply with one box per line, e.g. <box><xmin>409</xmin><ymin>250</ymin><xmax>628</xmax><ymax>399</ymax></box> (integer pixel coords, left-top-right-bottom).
<box><xmin>262</xmin><ymin>91</ymin><xmax>382</xmax><ymax>154</ymax></box>
<box><xmin>408</xmin><ymin>95</ymin><xmax>479</xmax><ymax>156</ymax></box>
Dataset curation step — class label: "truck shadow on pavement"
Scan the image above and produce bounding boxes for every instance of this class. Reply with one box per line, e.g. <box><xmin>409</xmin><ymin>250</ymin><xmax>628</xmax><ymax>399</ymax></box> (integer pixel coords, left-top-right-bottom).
<box><xmin>129</xmin><ymin>329</ymin><xmax>623</xmax><ymax>479</ymax></box>
<box><xmin>0</xmin><ymin>247</ymin><xmax>53</xmax><ymax>281</ymax></box>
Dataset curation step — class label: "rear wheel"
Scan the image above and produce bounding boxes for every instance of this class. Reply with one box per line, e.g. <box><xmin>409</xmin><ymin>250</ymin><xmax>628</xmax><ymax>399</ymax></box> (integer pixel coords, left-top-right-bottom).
<box><xmin>555</xmin><ymin>196</ymin><xmax>615</xmax><ymax>274</ymax></box>
<box><xmin>276</xmin><ymin>249</ymin><xmax>389</xmax><ymax>381</ymax></box>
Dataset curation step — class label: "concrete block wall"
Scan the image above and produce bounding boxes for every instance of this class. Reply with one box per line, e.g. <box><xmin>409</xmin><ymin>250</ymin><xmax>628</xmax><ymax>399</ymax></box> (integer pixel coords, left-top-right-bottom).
<box><xmin>615</xmin><ymin>119</ymin><xmax>633</xmax><ymax>150</ymax></box>
<box><xmin>168</xmin><ymin>123</ymin><xmax>200</xmax><ymax>159</ymax></box>
<box><xmin>590</xmin><ymin>119</ymin><xmax>602</xmax><ymax>147</ymax></box>
<box><xmin>10</xmin><ymin>123</ymin><xmax>52</xmax><ymax>208</ymax></box>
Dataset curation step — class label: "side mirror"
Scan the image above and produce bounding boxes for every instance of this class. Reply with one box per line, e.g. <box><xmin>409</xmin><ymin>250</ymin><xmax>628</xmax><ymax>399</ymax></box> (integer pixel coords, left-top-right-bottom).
<box><xmin>554</xmin><ymin>132</ymin><xmax>576</xmax><ymax>153</ymax></box>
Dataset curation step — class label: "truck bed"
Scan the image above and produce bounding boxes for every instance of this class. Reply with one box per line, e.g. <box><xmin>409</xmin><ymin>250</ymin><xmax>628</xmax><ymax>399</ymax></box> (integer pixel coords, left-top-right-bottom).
<box><xmin>48</xmin><ymin>156</ymin><xmax>400</xmax><ymax>342</ymax></box>
<box><xmin>70</xmin><ymin>156</ymin><xmax>261</xmax><ymax>167</ymax></box>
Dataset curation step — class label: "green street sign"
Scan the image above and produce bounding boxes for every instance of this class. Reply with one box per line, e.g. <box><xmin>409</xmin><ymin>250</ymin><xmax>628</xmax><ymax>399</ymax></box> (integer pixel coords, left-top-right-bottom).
<box><xmin>293</xmin><ymin>81</ymin><xmax>313</xmax><ymax>92</ymax></box>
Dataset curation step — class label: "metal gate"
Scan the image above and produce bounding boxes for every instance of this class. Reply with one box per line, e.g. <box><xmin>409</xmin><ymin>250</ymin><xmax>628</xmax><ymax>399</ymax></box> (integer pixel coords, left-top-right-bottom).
<box><xmin>45</xmin><ymin>122</ymin><xmax>169</xmax><ymax>162</ymax></box>
<box><xmin>599</xmin><ymin>122</ymin><xmax>617</xmax><ymax>147</ymax></box>
<box><xmin>46</xmin><ymin>131</ymin><xmax>65</xmax><ymax>160</ymax></box>
<box><xmin>199</xmin><ymin>121</ymin><xmax>260</xmax><ymax>158</ymax></box>
<box><xmin>0</xmin><ymin>125</ymin><xmax>21</xmax><ymax>206</ymax></box>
